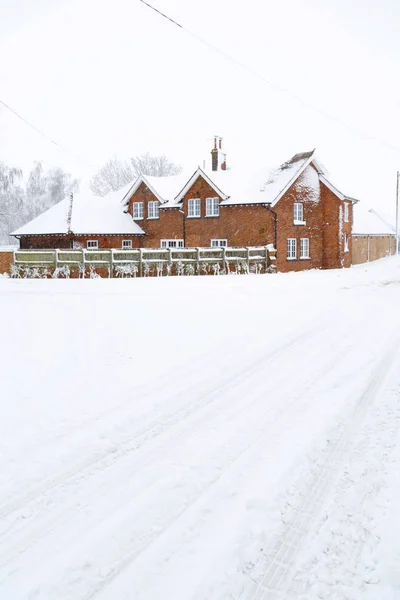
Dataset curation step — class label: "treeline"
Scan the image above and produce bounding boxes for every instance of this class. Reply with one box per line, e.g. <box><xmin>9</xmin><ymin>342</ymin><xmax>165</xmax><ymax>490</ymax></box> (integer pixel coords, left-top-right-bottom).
<box><xmin>0</xmin><ymin>162</ymin><xmax>78</xmax><ymax>245</ymax></box>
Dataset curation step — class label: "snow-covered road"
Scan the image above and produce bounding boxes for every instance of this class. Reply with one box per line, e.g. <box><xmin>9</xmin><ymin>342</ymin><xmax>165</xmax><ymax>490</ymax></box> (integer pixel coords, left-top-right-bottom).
<box><xmin>1</xmin><ymin>258</ymin><xmax>400</xmax><ymax>599</ymax></box>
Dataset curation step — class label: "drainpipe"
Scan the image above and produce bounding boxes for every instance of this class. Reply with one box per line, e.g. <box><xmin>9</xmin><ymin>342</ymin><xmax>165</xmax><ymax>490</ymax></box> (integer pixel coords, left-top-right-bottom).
<box><xmin>179</xmin><ymin>208</ymin><xmax>186</xmax><ymax>247</ymax></box>
<box><xmin>264</xmin><ymin>203</ymin><xmax>277</xmax><ymax>249</ymax></box>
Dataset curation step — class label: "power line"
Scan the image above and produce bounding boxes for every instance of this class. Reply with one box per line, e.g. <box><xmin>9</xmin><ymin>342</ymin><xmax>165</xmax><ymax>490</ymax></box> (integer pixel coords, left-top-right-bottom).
<box><xmin>138</xmin><ymin>0</ymin><xmax>400</xmax><ymax>156</ymax></box>
<box><xmin>0</xmin><ymin>98</ymin><xmax>91</xmax><ymax>167</ymax></box>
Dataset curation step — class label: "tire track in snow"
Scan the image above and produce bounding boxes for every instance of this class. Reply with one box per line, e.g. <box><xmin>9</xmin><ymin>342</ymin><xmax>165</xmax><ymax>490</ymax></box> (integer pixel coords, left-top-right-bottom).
<box><xmin>246</xmin><ymin>338</ymin><xmax>399</xmax><ymax>600</ymax></box>
<box><xmin>54</xmin><ymin>337</ymin><xmax>357</xmax><ymax>600</ymax></box>
<box><xmin>0</xmin><ymin>320</ymin><xmax>342</xmax><ymax>575</ymax></box>
<box><xmin>0</xmin><ymin>319</ymin><xmax>329</xmax><ymax>523</ymax></box>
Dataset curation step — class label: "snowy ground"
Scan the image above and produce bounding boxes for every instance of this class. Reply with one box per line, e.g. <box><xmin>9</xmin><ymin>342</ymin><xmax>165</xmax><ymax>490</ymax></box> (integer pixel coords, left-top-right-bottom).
<box><xmin>0</xmin><ymin>258</ymin><xmax>400</xmax><ymax>600</ymax></box>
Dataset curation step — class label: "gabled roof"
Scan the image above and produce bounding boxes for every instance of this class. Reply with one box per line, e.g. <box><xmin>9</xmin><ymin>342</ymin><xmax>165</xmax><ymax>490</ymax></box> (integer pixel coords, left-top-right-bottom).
<box><xmin>320</xmin><ymin>174</ymin><xmax>360</xmax><ymax>203</ymax></box>
<box><xmin>12</xmin><ymin>192</ymin><xmax>145</xmax><ymax>237</ymax></box>
<box><xmin>121</xmin><ymin>171</ymin><xmax>196</xmax><ymax>207</ymax></box>
<box><xmin>173</xmin><ymin>167</ymin><xmax>229</xmax><ymax>204</ymax></box>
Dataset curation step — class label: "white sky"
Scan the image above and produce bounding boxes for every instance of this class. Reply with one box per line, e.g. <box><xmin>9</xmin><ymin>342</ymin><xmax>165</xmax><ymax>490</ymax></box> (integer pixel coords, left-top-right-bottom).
<box><xmin>1</xmin><ymin>0</ymin><xmax>400</xmax><ymax>216</ymax></box>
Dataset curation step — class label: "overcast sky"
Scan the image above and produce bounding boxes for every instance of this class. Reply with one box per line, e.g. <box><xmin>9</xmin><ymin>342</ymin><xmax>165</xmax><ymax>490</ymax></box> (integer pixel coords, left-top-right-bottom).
<box><xmin>1</xmin><ymin>0</ymin><xmax>400</xmax><ymax>215</ymax></box>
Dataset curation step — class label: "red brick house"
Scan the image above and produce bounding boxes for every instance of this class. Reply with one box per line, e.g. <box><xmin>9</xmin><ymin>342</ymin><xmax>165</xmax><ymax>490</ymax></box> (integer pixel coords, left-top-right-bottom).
<box><xmin>12</xmin><ymin>141</ymin><xmax>358</xmax><ymax>272</ymax></box>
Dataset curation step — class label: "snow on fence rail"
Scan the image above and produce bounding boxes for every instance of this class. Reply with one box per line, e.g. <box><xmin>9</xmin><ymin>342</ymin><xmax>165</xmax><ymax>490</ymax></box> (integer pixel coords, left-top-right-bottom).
<box><xmin>11</xmin><ymin>246</ymin><xmax>276</xmax><ymax>278</ymax></box>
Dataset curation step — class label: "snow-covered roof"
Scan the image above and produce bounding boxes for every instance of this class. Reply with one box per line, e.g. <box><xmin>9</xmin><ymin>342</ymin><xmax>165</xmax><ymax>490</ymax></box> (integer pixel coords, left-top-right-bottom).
<box><xmin>159</xmin><ymin>150</ymin><xmax>323</xmax><ymax>208</ymax></box>
<box><xmin>12</xmin><ymin>192</ymin><xmax>145</xmax><ymax>237</ymax></box>
<box><xmin>353</xmin><ymin>205</ymin><xmax>396</xmax><ymax>236</ymax></box>
<box><xmin>121</xmin><ymin>171</ymin><xmax>195</xmax><ymax>206</ymax></box>
<box><xmin>119</xmin><ymin>151</ymin><xmax>324</xmax><ymax>210</ymax></box>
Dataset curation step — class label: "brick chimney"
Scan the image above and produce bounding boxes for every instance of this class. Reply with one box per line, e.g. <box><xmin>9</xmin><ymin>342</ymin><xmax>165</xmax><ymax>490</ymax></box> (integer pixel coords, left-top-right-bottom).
<box><xmin>211</xmin><ymin>136</ymin><xmax>227</xmax><ymax>171</ymax></box>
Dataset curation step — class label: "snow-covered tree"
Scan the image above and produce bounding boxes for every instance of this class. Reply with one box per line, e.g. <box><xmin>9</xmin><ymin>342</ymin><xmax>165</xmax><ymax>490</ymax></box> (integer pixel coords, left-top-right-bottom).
<box><xmin>130</xmin><ymin>153</ymin><xmax>182</xmax><ymax>178</ymax></box>
<box><xmin>0</xmin><ymin>161</ymin><xmax>79</xmax><ymax>245</ymax></box>
<box><xmin>90</xmin><ymin>153</ymin><xmax>182</xmax><ymax>197</ymax></box>
<box><xmin>90</xmin><ymin>157</ymin><xmax>134</xmax><ymax>196</ymax></box>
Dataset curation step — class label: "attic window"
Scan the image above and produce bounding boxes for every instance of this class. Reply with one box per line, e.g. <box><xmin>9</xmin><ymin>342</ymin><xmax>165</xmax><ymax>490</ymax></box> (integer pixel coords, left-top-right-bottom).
<box><xmin>133</xmin><ymin>202</ymin><xmax>144</xmax><ymax>220</ymax></box>
<box><xmin>294</xmin><ymin>203</ymin><xmax>304</xmax><ymax>224</ymax></box>
<box><xmin>206</xmin><ymin>197</ymin><xmax>219</xmax><ymax>217</ymax></box>
<box><xmin>87</xmin><ymin>240</ymin><xmax>98</xmax><ymax>249</ymax></box>
<box><xmin>148</xmin><ymin>201</ymin><xmax>159</xmax><ymax>219</ymax></box>
<box><xmin>122</xmin><ymin>240</ymin><xmax>132</xmax><ymax>249</ymax></box>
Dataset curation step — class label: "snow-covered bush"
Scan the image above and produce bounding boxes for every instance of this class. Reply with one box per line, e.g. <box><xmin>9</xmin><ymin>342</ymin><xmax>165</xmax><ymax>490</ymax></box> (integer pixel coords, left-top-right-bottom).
<box><xmin>89</xmin><ymin>265</ymin><xmax>100</xmax><ymax>279</ymax></box>
<box><xmin>156</xmin><ymin>263</ymin><xmax>164</xmax><ymax>277</ymax></box>
<box><xmin>185</xmin><ymin>264</ymin><xmax>195</xmax><ymax>276</ymax></box>
<box><xmin>166</xmin><ymin>263</ymin><xmax>172</xmax><ymax>276</ymax></box>
<box><xmin>10</xmin><ymin>264</ymin><xmax>22</xmax><ymax>278</ymax></box>
<box><xmin>115</xmin><ymin>264</ymin><xmax>139</xmax><ymax>278</ymax></box>
<box><xmin>176</xmin><ymin>261</ymin><xmax>184</xmax><ymax>276</ymax></box>
<box><xmin>53</xmin><ymin>265</ymin><xmax>70</xmax><ymax>279</ymax></box>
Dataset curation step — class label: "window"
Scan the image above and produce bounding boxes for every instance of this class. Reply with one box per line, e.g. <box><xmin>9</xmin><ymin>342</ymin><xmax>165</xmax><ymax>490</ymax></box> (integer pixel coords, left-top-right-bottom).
<box><xmin>122</xmin><ymin>240</ymin><xmax>132</xmax><ymax>249</ymax></box>
<box><xmin>211</xmin><ymin>239</ymin><xmax>227</xmax><ymax>247</ymax></box>
<box><xmin>133</xmin><ymin>202</ymin><xmax>144</xmax><ymax>220</ymax></box>
<box><xmin>87</xmin><ymin>240</ymin><xmax>98</xmax><ymax>249</ymax></box>
<box><xmin>161</xmin><ymin>239</ymin><xmax>184</xmax><ymax>248</ymax></box>
<box><xmin>148</xmin><ymin>201</ymin><xmax>159</xmax><ymax>219</ymax></box>
<box><xmin>344</xmin><ymin>202</ymin><xmax>349</xmax><ymax>223</ymax></box>
<box><xmin>206</xmin><ymin>197</ymin><xmax>219</xmax><ymax>217</ymax></box>
<box><xmin>188</xmin><ymin>198</ymin><xmax>201</xmax><ymax>218</ymax></box>
<box><xmin>300</xmin><ymin>238</ymin><xmax>310</xmax><ymax>259</ymax></box>
<box><xmin>294</xmin><ymin>203</ymin><xmax>304</xmax><ymax>224</ymax></box>
<box><xmin>287</xmin><ymin>238</ymin><xmax>297</xmax><ymax>259</ymax></box>
<box><xmin>344</xmin><ymin>233</ymin><xmax>349</xmax><ymax>252</ymax></box>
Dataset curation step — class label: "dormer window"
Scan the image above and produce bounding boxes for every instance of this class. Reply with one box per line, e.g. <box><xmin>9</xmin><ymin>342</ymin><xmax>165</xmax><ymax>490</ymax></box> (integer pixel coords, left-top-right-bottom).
<box><xmin>133</xmin><ymin>202</ymin><xmax>144</xmax><ymax>220</ymax></box>
<box><xmin>206</xmin><ymin>197</ymin><xmax>219</xmax><ymax>217</ymax></box>
<box><xmin>148</xmin><ymin>201</ymin><xmax>159</xmax><ymax>219</ymax></box>
<box><xmin>294</xmin><ymin>203</ymin><xmax>304</xmax><ymax>224</ymax></box>
<box><xmin>188</xmin><ymin>198</ymin><xmax>201</xmax><ymax>218</ymax></box>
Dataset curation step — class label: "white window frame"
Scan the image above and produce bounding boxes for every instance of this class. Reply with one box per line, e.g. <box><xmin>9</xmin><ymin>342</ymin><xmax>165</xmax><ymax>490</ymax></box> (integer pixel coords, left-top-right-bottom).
<box><xmin>294</xmin><ymin>203</ymin><xmax>305</xmax><ymax>224</ymax></box>
<box><xmin>160</xmin><ymin>239</ymin><xmax>184</xmax><ymax>248</ymax></box>
<box><xmin>133</xmin><ymin>202</ymin><xmax>144</xmax><ymax>220</ymax></box>
<box><xmin>211</xmin><ymin>239</ymin><xmax>227</xmax><ymax>247</ymax></box>
<box><xmin>344</xmin><ymin>233</ymin><xmax>349</xmax><ymax>252</ymax></box>
<box><xmin>122</xmin><ymin>240</ymin><xmax>132</xmax><ymax>249</ymax></box>
<box><xmin>344</xmin><ymin>202</ymin><xmax>349</xmax><ymax>223</ymax></box>
<box><xmin>148</xmin><ymin>201</ymin><xmax>159</xmax><ymax>219</ymax></box>
<box><xmin>188</xmin><ymin>198</ymin><xmax>201</xmax><ymax>218</ymax></box>
<box><xmin>300</xmin><ymin>238</ymin><xmax>310</xmax><ymax>259</ymax></box>
<box><xmin>206</xmin><ymin>197</ymin><xmax>219</xmax><ymax>217</ymax></box>
<box><xmin>86</xmin><ymin>240</ymin><xmax>98</xmax><ymax>249</ymax></box>
<box><xmin>287</xmin><ymin>238</ymin><xmax>297</xmax><ymax>260</ymax></box>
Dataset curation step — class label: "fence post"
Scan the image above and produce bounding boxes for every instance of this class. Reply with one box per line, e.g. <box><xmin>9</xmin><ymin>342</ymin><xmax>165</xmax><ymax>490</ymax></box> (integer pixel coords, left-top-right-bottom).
<box><xmin>139</xmin><ymin>248</ymin><xmax>143</xmax><ymax>277</ymax></box>
<box><xmin>222</xmin><ymin>246</ymin><xmax>227</xmax><ymax>273</ymax></box>
<box><xmin>246</xmin><ymin>247</ymin><xmax>250</xmax><ymax>272</ymax></box>
<box><xmin>196</xmin><ymin>247</ymin><xmax>200</xmax><ymax>274</ymax></box>
<box><xmin>55</xmin><ymin>249</ymin><xmax>59</xmax><ymax>277</ymax></box>
<box><xmin>109</xmin><ymin>250</ymin><xmax>113</xmax><ymax>278</ymax></box>
<box><xmin>265</xmin><ymin>245</ymin><xmax>269</xmax><ymax>272</ymax></box>
<box><xmin>82</xmin><ymin>250</ymin><xmax>86</xmax><ymax>278</ymax></box>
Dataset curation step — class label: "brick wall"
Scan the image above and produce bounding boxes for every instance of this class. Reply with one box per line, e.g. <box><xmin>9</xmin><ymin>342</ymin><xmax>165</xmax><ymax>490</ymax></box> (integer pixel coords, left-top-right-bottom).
<box><xmin>73</xmin><ymin>235</ymin><xmax>143</xmax><ymax>249</ymax></box>
<box><xmin>320</xmin><ymin>182</ymin><xmax>353</xmax><ymax>270</ymax></box>
<box><xmin>352</xmin><ymin>234</ymin><xmax>396</xmax><ymax>264</ymax></box>
<box><xmin>20</xmin><ymin>235</ymin><xmax>73</xmax><ymax>249</ymax></box>
<box><xmin>128</xmin><ymin>182</ymin><xmax>183</xmax><ymax>247</ymax></box>
<box><xmin>0</xmin><ymin>250</ymin><xmax>14</xmax><ymax>275</ymax></box>
<box><xmin>274</xmin><ymin>166</ymin><xmax>324</xmax><ymax>273</ymax></box>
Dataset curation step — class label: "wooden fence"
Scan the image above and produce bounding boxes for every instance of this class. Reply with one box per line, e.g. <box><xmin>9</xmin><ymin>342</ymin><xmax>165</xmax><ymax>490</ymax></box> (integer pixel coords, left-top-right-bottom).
<box><xmin>11</xmin><ymin>246</ymin><xmax>276</xmax><ymax>278</ymax></box>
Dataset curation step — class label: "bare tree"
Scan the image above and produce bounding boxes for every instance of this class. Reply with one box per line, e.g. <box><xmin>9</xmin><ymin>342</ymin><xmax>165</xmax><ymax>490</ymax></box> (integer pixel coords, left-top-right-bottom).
<box><xmin>130</xmin><ymin>153</ymin><xmax>182</xmax><ymax>178</ymax></box>
<box><xmin>90</xmin><ymin>157</ymin><xmax>134</xmax><ymax>197</ymax></box>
